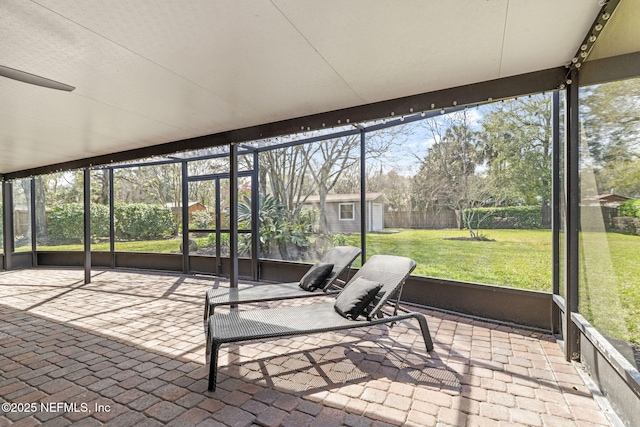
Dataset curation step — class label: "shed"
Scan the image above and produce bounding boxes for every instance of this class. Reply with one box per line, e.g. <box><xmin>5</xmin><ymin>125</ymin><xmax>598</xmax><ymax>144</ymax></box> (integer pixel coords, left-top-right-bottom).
<box><xmin>165</xmin><ymin>202</ymin><xmax>207</xmax><ymax>224</ymax></box>
<box><xmin>304</xmin><ymin>193</ymin><xmax>386</xmax><ymax>233</ymax></box>
<box><xmin>581</xmin><ymin>194</ymin><xmax>630</xmax><ymax>207</ymax></box>
<box><xmin>165</xmin><ymin>202</ymin><xmax>207</xmax><ymax>214</ymax></box>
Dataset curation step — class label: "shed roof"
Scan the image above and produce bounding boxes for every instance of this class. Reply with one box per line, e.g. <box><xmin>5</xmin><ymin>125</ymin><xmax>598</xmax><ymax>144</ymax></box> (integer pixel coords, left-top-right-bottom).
<box><xmin>305</xmin><ymin>193</ymin><xmax>386</xmax><ymax>203</ymax></box>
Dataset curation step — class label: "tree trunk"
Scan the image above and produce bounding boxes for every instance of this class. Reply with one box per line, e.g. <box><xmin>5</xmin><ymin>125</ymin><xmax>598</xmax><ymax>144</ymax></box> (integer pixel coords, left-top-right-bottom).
<box><xmin>34</xmin><ymin>177</ymin><xmax>49</xmax><ymax>244</ymax></box>
<box><xmin>541</xmin><ymin>199</ymin><xmax>551</xmax><ymax>228</ymax></box>
<box><xmin>317</xmin><ymin>187</ymin><xmax>329</xmax><ymax>235</ymax></box>
<box><xmin>99</xmin><ymin>169</ymin><xmax>109</xmax><ymax>205</ymax></box>
<box><xmin>19</xmin><ymin>180</ymin><xmax>33</xmax><ymax>243</ymax></box>
<box><xmin>454</xmin><ymin>210</ymin><xmax>463</xmax><ymax>229</ymax></box>
<box><xmin>465</xmin><ymin>210</ymin><xmax>478</xmax><ymax>239</ymax></box>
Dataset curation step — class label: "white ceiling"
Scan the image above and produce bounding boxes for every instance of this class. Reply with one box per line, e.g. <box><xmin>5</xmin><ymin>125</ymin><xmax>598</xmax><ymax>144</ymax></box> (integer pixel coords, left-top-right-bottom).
<box><xmin>0</xmin><ymin>0</ymin><xmax>604</xmax><ymax>175</ymax></box>
<box><xmin>589</xmin><ymin>0</ymin><xmax>640</xmax><ymax>61</ymax></box>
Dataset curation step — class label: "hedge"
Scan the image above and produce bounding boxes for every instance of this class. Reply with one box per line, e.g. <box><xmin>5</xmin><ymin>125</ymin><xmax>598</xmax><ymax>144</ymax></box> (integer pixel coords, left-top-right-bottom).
<box><xmin>619</xmin><ymin>199</ymin><xmax>640</xmax><ymax>218</ymax></box>
<box><xmin>46</xmin><ymin>203</ymin><xmax>175</xmax><ymax>243</ymax></box>
<box><xmin>114</xmin><ymin>203</ymin><xmax>175</xmax><ymax>240</ymax></box>
<box><xmin>612</xmin><ymin>199</ymin><xmax>640</xmax><ymax>235</ymax></box>
<box><xmin>462</xmin><ymin>206</ymin><xmax>544</xmax><ymax>229</ymax></box>
<box><xmin>612</xmin><ymin>216</ymin><xmax>640</xmax><ymax>236</ymax></box>
<box><xmin>47</xmin><ymin>203</ymin><xmax>110</xmax><ymax>243</ymax></box>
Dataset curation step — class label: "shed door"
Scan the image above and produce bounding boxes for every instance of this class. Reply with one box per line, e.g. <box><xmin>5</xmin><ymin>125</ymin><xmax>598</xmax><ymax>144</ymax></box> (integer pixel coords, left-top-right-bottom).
<box><xmin>372</xmin><ymin>203</ymin><xmax>383</xmax><ymax>231</ymax></box>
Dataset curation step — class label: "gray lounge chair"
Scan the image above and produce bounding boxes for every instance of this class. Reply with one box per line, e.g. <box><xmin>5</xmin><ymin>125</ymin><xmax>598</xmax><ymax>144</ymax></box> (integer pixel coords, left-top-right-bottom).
<box><xmin>206</xmin><ymin>254</ymin><xmax>434</xmax><ymax>391</ymax></box>
<box><xmin>203</xmin><ymin>246</ymin><xmax>361</xmax><ymax>330</ymax></box>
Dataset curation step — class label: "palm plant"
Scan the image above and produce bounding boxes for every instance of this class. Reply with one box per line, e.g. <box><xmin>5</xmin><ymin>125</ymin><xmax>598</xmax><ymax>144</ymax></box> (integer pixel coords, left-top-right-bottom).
<box><xmin>238</xmin><ymin>194</ymin><xmax>314</xmax><ymax>259</ymax></box>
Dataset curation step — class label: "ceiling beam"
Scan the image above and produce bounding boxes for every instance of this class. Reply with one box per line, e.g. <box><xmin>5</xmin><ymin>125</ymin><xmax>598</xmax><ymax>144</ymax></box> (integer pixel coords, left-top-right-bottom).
<box><xmin>565</xmin><ymin>0</ymin><xmax>621</xmax><ymax>75</ymax></box>
<box><xmin>580</xmin><ymin>50</ymin><xmax>640</xmax><ymax>86</ymax></box>
<box><xmin>3</xmin><ymin>66</ymin><xmax>566</xmax><ymax>181</ymax></box>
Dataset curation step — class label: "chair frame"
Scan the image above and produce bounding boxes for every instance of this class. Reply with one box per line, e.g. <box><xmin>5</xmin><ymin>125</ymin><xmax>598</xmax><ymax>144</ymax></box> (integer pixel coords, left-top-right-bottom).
<box><xmin>203</xmin><ymin>246</ymin><xmax>361</xmax><ymax>347</ymax></box>
<box><xmin>205</xmin><ymin>255</ymin><xmax>434</xmax><ymax>391</ymax></box>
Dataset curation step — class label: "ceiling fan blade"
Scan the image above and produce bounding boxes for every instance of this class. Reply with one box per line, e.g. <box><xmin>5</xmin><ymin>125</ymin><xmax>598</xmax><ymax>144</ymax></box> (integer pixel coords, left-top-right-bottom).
<box><xmin>0</xmin><ymin>64</ymin><xmax>75</xmax><ymax>91</ymax></box>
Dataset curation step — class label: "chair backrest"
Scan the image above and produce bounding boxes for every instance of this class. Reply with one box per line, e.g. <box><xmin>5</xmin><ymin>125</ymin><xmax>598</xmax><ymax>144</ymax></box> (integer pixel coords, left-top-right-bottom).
<box><xmin>345</xmin><ymin>254</ymin><xmax>416</xmax><ymax>318</ymax></box>
<box><xmin>319</xmin><ymin>246</ymin><xmax>362</xmax><ymax>290</ymax></box>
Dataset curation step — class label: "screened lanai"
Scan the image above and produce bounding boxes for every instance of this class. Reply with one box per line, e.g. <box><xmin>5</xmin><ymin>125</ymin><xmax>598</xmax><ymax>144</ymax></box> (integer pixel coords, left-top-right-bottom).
<box><xmin>1</xmin><ymin>1</ymin><xmax>640</xmax><ymax>426</ymax></box>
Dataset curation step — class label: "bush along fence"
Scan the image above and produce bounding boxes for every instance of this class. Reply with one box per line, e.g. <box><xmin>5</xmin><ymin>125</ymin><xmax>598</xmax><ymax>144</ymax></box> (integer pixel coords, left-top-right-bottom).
<box><xmin>46</xmin><ymin>203</ymin><xmax>175</xmax><ymax>244</ymax></box>
<box><xmin>462</xmin><ymin>206</ymin><xmax>544</xmax><ymax>230</ymax></box>
<box><xmin>383</xmin><ymin>206</ymin><xmax>545</xmax><ymax>230</ymax></box>
<box><xmin>612</xmin><ymin>199</ymin><xmax>640</xmax><ymax>236</ymax></box>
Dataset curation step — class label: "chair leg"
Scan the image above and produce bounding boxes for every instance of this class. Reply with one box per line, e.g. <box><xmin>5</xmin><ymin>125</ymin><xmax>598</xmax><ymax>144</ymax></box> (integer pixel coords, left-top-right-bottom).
<box><xmin>208</xmin><ymin>343</ymin><xmax>220</xmax><ymax>391</ymax></box>
<box><xmin>205</xmin><ymin>319</ymin><xmax>212</xmax><ymax>357</ymax></box>
<box><xmin>203</xmin><ymin>293</ymin><xmax>210</xmax><ymax>337</ymax></box>
<box><xmin>412</xmin><ymin>313</ymin><xmax>434</xmax><ymax>352</ymax></box>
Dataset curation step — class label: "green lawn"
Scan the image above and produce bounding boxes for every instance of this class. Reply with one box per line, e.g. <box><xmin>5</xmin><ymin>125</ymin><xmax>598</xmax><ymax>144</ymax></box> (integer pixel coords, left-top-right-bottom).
<box><xmin>578</xmin><ymin>231</ymin><xmax>640</xmax><ymax>348</ymax></box>
<box><xmin>34</xmin><ymin>229</ymin><xmax>555</xmax><ymax>292</ymax></box>
<box><xmin>346</xmin><ymin>229</ymin><xmax>553</xmax><ymax>291</ymax></box>
<box><xmin>36</xmin><ymin>239</ymin><xmax>182</xmax><ymax>253</ymax></box>
<box><xmin>345</xmin><ymin>228</ymin><xmax>640</xmax><ymax>345</ymax></box>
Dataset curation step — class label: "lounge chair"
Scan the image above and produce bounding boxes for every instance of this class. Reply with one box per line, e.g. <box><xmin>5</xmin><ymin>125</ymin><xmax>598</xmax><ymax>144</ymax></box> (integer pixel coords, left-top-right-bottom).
<box><xmin>203</xmin><ymin>246</ymin><xmax>361</xmax><ymax>334</ymax></box>
<box><xmin>205</xmin><ymin>254</ymin><xmax>434</xmax><ymax>391</ymax></box>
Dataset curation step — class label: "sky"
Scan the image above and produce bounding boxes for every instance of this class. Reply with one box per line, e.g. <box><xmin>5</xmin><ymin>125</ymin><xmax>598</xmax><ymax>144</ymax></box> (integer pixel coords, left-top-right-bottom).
<box><xmin>367</xmin><ymin>106</ymin><xmax>487</xmax><ymax>177</ymax></box>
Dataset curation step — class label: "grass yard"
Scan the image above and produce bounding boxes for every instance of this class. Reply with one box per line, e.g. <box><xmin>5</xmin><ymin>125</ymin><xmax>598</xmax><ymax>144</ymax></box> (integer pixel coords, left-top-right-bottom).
<box><xmin>346</xmin><ymin>228</ymin><xmax>640</xmax><ymax>346</ymax></box>
<box><xmin>346</xmin><ymin>229</ymin><xmax>554</xmax><ymax>292</ymax></box>
<box><xmin>578</xmin><ymin>231</ymin><xmax>640</xmax><ymax>348</ymax></box>
<box><xmin>36</xmin><ymin>239</ymin><xmax>182</xmax><ymax>253</ymax></box>
<box><xmin>34</xmin><ymin>229</ymin><xmax>555</xmax><ymax>292</ymax></box>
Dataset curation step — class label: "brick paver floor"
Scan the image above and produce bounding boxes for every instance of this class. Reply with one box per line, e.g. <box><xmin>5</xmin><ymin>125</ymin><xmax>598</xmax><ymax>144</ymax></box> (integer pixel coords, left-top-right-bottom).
<box><xmin>0</xmin><ymin>267</ymin><xmax>613</xmax><ymax>426</ymax></box>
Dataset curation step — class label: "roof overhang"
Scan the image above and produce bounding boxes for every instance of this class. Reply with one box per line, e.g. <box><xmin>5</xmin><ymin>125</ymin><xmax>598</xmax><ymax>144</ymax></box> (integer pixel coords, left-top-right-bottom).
<box><xmin>0</xmin><ymin>0</ymin><xmax>630</xmax><ymax>179</ymax></box>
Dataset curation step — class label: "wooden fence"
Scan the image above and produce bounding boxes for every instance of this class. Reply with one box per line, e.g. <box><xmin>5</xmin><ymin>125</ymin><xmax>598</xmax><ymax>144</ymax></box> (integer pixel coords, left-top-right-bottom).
<box><xmin>385</xmin><ymin>206</ymin><xmax>621</xmax><ymax>231</ymax></box>
<box><xmin>384</xmin><ymin>209</ymin><xmax>459</xmax><ymax>229</ymax></box>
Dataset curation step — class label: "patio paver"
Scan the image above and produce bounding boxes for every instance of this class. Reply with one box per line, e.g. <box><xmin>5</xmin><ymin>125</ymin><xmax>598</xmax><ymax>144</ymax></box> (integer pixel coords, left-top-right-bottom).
<box><xmin>0</xmin><ymin>267</ymin><xmax>613</xmax><ymax>426</ymax></box>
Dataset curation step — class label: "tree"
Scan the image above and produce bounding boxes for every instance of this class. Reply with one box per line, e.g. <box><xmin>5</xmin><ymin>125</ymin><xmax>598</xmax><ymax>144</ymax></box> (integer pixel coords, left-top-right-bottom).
<box><xmin>480</xmin><ymin>95</ymin><xmax>553</xmax><ymax>226</ymax></box>
<box><xmin>92</xmin><ymin>169</ymin><xmax>110</xmax><ymax>205</ymax></box>
<box><xmin>412</xmin><ymin>111</ymin><xmax>493</xmax><ymax>238</ymax></box>
<box><xmin>16</xmin><ymin>179</ymin><xmax>32</xmax><ymax>245</ymax></box>
<box><xmin>259</xmin><ymin>127</ymin><xmax>404</xmax><ymax>239</ymax></box>
<box><xmin>580</xmin><ymin>78</ymin><xmax>640</xmax><ymax>197</ymax></box>
<box><xmin>259</xmin><ymin>144</ymin><xmax>313</xmax><ymax>223</ymax></box>
<box><xmin>113</xmin><ymin>164</ymin><xmax>182</xmax><ymax>206</ymax></box>
<box><xmin>303</xmin><ymin>135</ymin><xmax>361</xmax><ymax>234</ymax></box>
<box><xmin>34</xmin><ymin>176</ymin><xmax>48</xmax><ymax>244</ymax></box>
<box><xmin>26</xmin><ymin>172</ymin><xmax>84</xmax><ymax>245</ymax></box>
<box><xmin>367</xmin><ymin>169</ymin><xmax>412</xmax><ymax>212</ymax></box>
<box><xmin>596</xmin><ymin>159</ymin><xmax>640</xmax><ymax>197</ymax></box>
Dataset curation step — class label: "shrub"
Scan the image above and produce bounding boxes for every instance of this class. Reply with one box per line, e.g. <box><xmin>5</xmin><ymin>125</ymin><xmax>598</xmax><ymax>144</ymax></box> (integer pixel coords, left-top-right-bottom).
<box><xmin>47</xmin><ymin>203</ymin><xmax>110</xmax><ymax>243</ymax></box>
<box><xmin>612</xmin><ymin>217</ymin><xmax>640</xmax><ymax>236</ymax></box>
<box><xmin>463</xmin><ymin>206</ymin><xmax>544</xmax><ymax>229</ymax></box>
<box><xmin>46</xmin><ymin>202</ymin><xmax>175</xmax><ymax>243</ymax></box>
<box><xmin>612</xmin><ymin>199</ymin><xmax>640</xmax><ymax>235</ymax></box>
<box><xmin>191</xmin><ymin>210</ymin><xmax>213</xmax><ymax>229</ymax></box>
<box><xmin>619</xmin><ymin>199</ymin><xmax>640</xmax><ymax>218</ymax></box>
<box><xmin>196</xmin><ymin>232</ymin><xmax>229</xmax><ymax>248</ymax></box>
<box><xmin>491</xmin><ymin>217</ymin><xmax>519</xmax><ymax>229</ymax></box>
<box><xmin>238</xmin><ymin>194</ymin><xmax>314</xmax><ymax>259</ymax></box>
<box><xmin>114</xmin><ymin>203</ymin><xmax>175</xmax><ymax>240</ymax></box>
<box><xmin>329</xmin><ymin>233</ymin><xmax>347</xmax><ymax>246</ymax></box>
